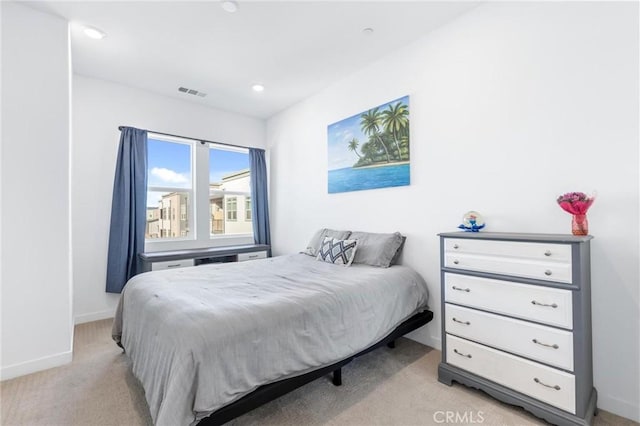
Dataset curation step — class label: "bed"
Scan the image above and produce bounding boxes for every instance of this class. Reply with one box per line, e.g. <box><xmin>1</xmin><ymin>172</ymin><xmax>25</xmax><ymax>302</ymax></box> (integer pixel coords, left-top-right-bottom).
<box><xmin>113</xmin><ymin>252</ymin><xmax>431</xmax><ymax>426</ymax></box>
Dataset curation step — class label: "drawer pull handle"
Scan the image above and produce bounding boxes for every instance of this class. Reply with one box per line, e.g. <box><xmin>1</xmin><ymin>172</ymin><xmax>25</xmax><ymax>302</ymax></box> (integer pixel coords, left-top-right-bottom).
<box><xmin>453</xmin><ymin>260</ymin><xmax>460</xmax><ymax>265</ymax></box>
<box><xmin>167</xmin><ymin>264</ymin><xmax>182</xmax><ymax>268</ymax></box>
<box><xmin>544</xmin><ymin>270</ymin><xmax>552</xmax><ymax>276</ymax></box>
<box><xmin>452</xmin><ymin>318</ymin><xmax>470</xmax><ymax>325</ymax></box>
<box><xmin>453</xmin><ymin>349</ymin><xmax>472</xmax><ymax>359</ymax></box>
<box><xmin>531</xmin><ymin>300</ymin><xmax>557</xmax><ymax>308</ymax></box>
<box><xmin>544</xmin><ymin>250</ymin><xmax>552</xmax><ymax>257</ymax></box>
<box><xmin>452</xmin><ymin>286</ymin><xmax>471</xmax><ymax>293</ymax></box>
<box><xmin>453</xmin><ymin>244</ymin><xmax>459</xmax><ymax>249</ymax></box>
<box><xmin>534</xmin><ymin>377</ymin><xmax>561</xmax><ymax>390</ymax></box>
<box><xmin>532</xmin><ymin>339</ymin><xmax>559</xmax><ymax>349</ymax></box>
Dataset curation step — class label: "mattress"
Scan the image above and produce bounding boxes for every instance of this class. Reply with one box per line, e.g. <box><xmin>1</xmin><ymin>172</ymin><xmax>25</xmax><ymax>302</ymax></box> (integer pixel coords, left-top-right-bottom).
<box><xmin>113</xmin><ymin>253</ymin><xmax>430</xmax><ymax>425</ymax></box>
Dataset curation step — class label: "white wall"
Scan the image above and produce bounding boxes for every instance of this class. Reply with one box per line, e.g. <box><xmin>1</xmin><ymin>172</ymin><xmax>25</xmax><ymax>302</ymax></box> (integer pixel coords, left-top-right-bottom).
<box><xmin>266</xmin><ymin>2</ymin><xmax>639</xmax><ymax>421</ymax></box>
<box><xmin>72</xmin><ymin>75</ymin><xmax>265</xmax><ymax>324</ymax></box>
<box><xmin>1</xmin><ymin>2</ymin><xmax>73</xmax><ymax>379</ymax></box>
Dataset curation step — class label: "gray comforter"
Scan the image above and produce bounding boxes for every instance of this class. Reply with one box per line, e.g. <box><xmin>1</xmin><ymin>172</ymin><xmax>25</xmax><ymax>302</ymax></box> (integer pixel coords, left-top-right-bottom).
<box><xmin>113</xmin><ymin>254</ymin><xmax>430</xmax><ymax>426</ymax></box>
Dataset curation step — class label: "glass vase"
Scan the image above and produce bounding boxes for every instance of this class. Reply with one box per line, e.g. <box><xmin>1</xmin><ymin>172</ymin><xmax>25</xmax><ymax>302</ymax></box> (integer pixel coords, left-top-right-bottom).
<box><xmin>572</xmin><ymin>214</ymin><xmax>588</xmax><ymax>236</ymax></box>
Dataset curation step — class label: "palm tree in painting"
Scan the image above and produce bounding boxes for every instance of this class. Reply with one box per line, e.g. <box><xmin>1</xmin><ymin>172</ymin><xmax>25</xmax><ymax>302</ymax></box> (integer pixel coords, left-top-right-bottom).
<box><xmin>381</xmin><ymin>102</ymin><xmax>409</xmax><ymax>160</ymax></box>
<box><xmin>347</xmin><ymin>138</ymin><xmax>362</xmax><ymax>160</ymax></box>
<box><xmin>360</xmin><ymin>141</ymin><xmax>377</xmax><ymax>163</ymax></box>
<box><xmin>360</xmin><ymin>108</ymin><xmax>391</xmax><ymax>163</ymax></box>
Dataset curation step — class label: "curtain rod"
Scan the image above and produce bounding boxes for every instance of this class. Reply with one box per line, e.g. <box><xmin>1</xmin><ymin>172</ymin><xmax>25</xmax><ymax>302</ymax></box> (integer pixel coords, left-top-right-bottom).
<box><xmin>118</xmin><ymin>126</ymin><xmax>249</xmax><ymax>150</ymax></box>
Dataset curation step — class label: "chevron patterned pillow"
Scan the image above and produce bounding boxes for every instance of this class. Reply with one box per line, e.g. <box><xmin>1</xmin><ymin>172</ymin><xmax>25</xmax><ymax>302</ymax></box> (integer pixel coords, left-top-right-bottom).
<box><xmin>316</xmin><ymin>237</ymin><xmax>358</xmax><ymax>266</ymax></box>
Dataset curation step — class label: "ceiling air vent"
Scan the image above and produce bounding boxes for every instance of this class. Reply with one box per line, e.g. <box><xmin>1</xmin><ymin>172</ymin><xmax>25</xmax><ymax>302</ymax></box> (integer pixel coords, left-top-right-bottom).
<box><xmin>178</xmin><ymin>86</ymin><xmax>207</xmax><ymax>98</ymax></box>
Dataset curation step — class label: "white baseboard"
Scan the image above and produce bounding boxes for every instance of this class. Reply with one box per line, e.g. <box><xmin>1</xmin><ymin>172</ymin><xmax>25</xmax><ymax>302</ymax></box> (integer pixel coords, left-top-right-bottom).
<box><xmin>1</xmin><ymin>350</ymin><xmax>72</xmax><ymax>381</ymax></box>
<box><xmin>405</xmin><ymin>329</ymin><xmax>441</xmax><ymax>350</ymax></box>
<box><xmin>598</xmin><ymin>393</ymin><xmax>640</xmax><ymax>423</ymax></box>
<box><xmin>74</xmin><ymin>309</ymin><xmax>114</xmax><ymax>325</ymax></box>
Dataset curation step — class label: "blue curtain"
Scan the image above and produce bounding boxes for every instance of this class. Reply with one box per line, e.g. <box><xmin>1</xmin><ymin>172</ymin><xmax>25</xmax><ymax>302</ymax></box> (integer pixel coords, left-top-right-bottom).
<box><xmin>249</xmin><ymin>148</ymin><xmax>271</xmax><ymax>248</ymax></box>
<box><xmin>106</xmin><ymin>127</ymin><xmax>148</xmax><ymax>293</ymax></box>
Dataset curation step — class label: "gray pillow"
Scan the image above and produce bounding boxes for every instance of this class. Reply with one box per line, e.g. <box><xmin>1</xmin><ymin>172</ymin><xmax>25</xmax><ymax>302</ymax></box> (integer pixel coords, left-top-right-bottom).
<box><xmin>303</xmin><ymin>228</ymin><xmax>351</xmax><ymax>257</ymax></box>
<box><xmin>350</xmin><ymin>231</ymin><xmax>404</xmax><ymax>268</ymax></box>
<box><xmin>390</xmin><ymin>236</ymin><xmax>407</xmax><ymax>265</ymax></box>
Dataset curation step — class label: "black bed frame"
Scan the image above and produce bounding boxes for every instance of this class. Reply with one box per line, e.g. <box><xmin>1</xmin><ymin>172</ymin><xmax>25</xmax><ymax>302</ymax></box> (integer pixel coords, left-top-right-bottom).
<box><xmin>197</xmin><ymin>310</ymin><xmax>434</xmax><ymax>425</ymax></box>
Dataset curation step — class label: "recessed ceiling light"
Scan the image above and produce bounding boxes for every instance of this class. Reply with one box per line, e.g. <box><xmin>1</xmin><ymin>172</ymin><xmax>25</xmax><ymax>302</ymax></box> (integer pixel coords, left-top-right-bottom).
<box><xmin>83</xmin><ymin>26</ymin><xmax>107</xmax><ymax>40</ymax></box>
<box><xmin>221</xmin><ymin>1</ymin><xmax>238</xmax><ymax>13</ymax></box>
<box><xmin>362</xmin><ymin>27</ymin><xmax>374</xmax><ymax>35</ymax></box>
<box><xmin>252</xmin><ymin>84</ymin><xmax>265</xmax><ymax>92</ymax></box>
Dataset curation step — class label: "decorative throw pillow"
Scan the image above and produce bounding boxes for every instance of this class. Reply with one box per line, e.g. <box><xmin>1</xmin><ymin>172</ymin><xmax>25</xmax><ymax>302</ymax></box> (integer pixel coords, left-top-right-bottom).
<box><xmin>349</xmin><ymin>231</ymin><xmax>404</xmax><ymax>268</ymax></box>
<box><xmin>316</xmin><ymin>237</ymin><xmax>358</xmax><ymax>266</ymax></box>
<box><xmin>303</xmin><ymin>228</ymin><xmax>351</xmax><ymax>257</ymax></box>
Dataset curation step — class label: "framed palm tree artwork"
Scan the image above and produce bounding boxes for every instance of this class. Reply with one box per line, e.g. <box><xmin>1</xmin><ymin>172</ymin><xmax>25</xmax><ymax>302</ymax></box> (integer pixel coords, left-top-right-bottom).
<box><xmin>327</xmin><ymin>95</ymin><xmax>410</xmax><ymax>194</ymax></box>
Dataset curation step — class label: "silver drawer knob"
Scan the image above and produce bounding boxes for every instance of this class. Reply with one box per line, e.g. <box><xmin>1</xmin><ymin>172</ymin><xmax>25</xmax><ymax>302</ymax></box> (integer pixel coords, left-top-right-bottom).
<box><xmin>453</xmin><ymin>244</ymin><xmax>459</xmax><ymax>249</ymax></box>
<box><xmin>544</xmin><ymin>250</ymin><xmax>552</xmax><ymax>257</ymax></box>
<box><xmin>453</xmin><ymin>260</ymin><xmax>460</xmax><ymax>265</ymax></box>
<box><xmin>531</xmin><ymin>300</ymin><xmax>558</xmax><ymax>308</ymax></box>
<box><xmin>532</xmin><ymin>339</ymin><xmax>559</xmax><ymax>349</ymax></box>
<box><xmin>544</xmin><ymin>270</ymin><xmax>552</xmax><ymax>276</ymax></box>
<box><xmin>452</xmin><ymin>317</ymin><xmax>471</xmax><ymax>325</ymax></box>
<box><xmin>534</xmin><ymin>377</ymin><xmax>561</xmax><ymax>390</ymax></box>
<box><xmin>453</xmin><ymin>349</ymin><xmax>472</xmax><ymax>359</ymax></box>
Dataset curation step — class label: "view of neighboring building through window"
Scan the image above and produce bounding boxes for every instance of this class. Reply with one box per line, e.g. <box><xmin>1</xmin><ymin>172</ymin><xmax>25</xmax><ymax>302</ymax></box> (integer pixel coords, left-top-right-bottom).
<box><xmin>146</xmin><ymin>138</ymin><xmax>192</xmax><ymax>239</ymax></box>
<box><xmin>209</xmin><ymin>147</ymin><xmax>252</xmax><ymax>236</ymax></box>
<box><xmin>145</xmin><ymin>135</ymin><xmax>252</xmax><ymax>241</ymax></box>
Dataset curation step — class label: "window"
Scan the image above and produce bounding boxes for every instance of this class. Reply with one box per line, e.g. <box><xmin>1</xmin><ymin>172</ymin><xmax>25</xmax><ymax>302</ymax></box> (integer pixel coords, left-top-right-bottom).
<box><xmin>245</xmin><ymin>197</ymin><xmax>251</xmax><ymax>221</ymax></box>
<box><xmin>146</xmin><ymin>134</ymin><xmax>252</xmax><ymax>245</ymax></box>
<box><xmin>226</xmin><ymin>197</ymin><xmax>237</xmax><ymax>221</ymax></box>
<box><xmin>146</xmin><ymin>138</ymin><xmax>192</xmax><ymax>241</ymax></box>
<box><xmin>209</xmin><ymin>146</ymin><xmax>251</xmax><ymax>237</ymax></box>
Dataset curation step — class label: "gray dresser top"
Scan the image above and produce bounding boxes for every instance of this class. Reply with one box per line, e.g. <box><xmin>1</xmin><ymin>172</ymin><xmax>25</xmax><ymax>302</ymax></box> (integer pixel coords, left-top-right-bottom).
<box><xmin>437</xmin><ymin>232</ymin><xmax>593</xmax><ymax>243</ymax></box>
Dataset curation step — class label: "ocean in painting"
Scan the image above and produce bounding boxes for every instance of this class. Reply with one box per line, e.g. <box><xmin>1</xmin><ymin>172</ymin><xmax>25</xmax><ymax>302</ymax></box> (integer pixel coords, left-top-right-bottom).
<box><xmin>328</xmin><ymin>163</ymin><xmax>410</xmax><ymax>194</ymax></box>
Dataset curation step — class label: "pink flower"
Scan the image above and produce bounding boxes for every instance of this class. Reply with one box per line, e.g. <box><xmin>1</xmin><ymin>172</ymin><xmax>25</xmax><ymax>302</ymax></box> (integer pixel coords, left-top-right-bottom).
<box><xmin>557</xmin><ymin>192</ymin><xmax>595</xmax><ymax>215</ymax></box>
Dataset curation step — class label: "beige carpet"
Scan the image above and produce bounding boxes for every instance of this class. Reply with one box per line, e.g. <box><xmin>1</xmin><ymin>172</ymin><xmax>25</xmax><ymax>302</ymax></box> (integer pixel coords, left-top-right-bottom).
<box><xmin>1</xmin><ymin>319</ymin><xmax>636</xmax><ymax>426</ymax></box>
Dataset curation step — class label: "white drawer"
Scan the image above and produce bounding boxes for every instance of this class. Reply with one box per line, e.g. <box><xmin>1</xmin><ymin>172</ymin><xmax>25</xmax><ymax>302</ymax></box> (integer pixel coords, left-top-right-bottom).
<box><xmin>151</xmin><ymin>259</ymin><xmax>195</xmax><ymax>271</ymax></box>
<box><xmin>444</xmin><ymin>253</ymin><xmax>572</xmax><ymax>284</ymax></box>
<box><xmin>237</xmin><ymin>251</ymin><xmax>267</xmax><ymax>262</ymax></box>
<box><xmin>446</xmin><ymin>334</ymin><xmax>576</xmax><ymax>413</ymax></box>
<box><xmin>445</xmin><ymin>303</ymin><xmax>574</xmax><ymax>371</ymax></box>
<box><xmin>445</xmin><ymin>273</ymin><xmax>573</xmax><ymax>329</ymax></box>
<box><xmin>445</xmin><ymin>239</ymin><xmax>572</xmax><ymax>263</ymax></box>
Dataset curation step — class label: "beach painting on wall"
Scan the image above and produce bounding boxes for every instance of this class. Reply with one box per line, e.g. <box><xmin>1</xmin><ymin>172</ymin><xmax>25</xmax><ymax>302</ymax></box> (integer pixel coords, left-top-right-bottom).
<box><xmin>328</xmin><ymin>95</ymin><xmax>410</xmax><ymax>194</ymax></box>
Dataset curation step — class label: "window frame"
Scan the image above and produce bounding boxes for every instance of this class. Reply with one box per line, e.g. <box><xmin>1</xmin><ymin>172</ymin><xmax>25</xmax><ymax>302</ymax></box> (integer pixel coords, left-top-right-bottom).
<box><xmin>146</xmin><ymin>134</ymin><xmax>195</xmax><ymax>243</ymax></box>
<box><xmin>145</xmin><ymin>134</ymin><xmax>255</xmax><ymax>252</ymax></box>
<box><xmin>208</xmin><ymin>144</ymin><xmax>252</xmax><ymax>239</ymax></box>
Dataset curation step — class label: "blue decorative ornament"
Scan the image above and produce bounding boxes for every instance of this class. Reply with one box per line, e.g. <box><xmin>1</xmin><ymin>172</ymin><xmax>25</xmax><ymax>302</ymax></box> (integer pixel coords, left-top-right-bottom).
<box><xmin>458</xmin><ymin>211</ymin><xmax>485</xmax><ymax>232</ymax></box>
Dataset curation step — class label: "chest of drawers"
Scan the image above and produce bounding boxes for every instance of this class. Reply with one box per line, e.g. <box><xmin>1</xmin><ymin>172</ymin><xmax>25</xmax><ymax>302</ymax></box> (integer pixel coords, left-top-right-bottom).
<box><xmin>437</xmin><ymin>232</ymin><xmax>597</xmax><ymax>426</ymax></box>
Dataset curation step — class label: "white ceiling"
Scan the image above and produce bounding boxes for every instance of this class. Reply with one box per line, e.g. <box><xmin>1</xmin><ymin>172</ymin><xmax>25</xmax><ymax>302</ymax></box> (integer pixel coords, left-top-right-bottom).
<box><xmin>27</xmin><ymin>1</ymin><xmax>478</xmax><ymax>119</ymax></box>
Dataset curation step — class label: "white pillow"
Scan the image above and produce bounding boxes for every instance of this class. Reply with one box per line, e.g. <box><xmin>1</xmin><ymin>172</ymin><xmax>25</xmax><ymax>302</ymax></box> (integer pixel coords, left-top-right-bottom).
<box><xmin>316</xmin><ymin>237</ymin><xmax>358</xmax><ymax>266</ymax></box>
